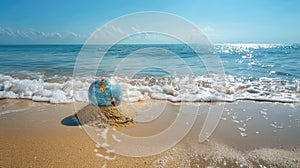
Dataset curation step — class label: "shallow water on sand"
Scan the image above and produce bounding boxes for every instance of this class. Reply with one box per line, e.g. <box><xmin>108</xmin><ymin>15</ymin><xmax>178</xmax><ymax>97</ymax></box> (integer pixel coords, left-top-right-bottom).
<box><xmin>73</xmin><ymin>100</ymin><xmax>300</xmax><ymax>167</ymax></box>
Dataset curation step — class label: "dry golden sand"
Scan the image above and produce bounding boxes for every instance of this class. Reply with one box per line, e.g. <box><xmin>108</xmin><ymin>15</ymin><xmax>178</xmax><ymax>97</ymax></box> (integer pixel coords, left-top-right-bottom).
<box><xmin>0</xmin><ymin>99</ymin><xmax>175</xmax><ymax>168</ymax></box>
<box><xmin>1</xmin><ymin>99</ymin><xmax>300</xmax><ymax>168</ymax></box>
<box><xmin>0</xmin><ymin>100</ymin><xmax>104</xmax><ymax>167</ymax></box>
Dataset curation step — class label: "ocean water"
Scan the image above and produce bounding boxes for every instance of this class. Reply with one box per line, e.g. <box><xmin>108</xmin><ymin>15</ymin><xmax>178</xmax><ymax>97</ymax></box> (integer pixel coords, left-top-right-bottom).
<box><xmin>0</xmin><ymin>44</ymin><xmax>299</xmax><ymax>103</ymax></box>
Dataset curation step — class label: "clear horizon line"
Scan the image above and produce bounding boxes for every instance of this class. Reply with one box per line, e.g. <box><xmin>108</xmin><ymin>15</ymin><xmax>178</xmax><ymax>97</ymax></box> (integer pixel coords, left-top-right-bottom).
<box><xmin>0</xmin><ymin>42</ymin><xmax>299</xmax><ymax>45</ymax></box>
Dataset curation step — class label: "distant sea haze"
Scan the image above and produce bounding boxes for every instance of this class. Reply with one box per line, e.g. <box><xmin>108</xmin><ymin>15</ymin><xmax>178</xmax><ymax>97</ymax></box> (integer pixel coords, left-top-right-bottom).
<box><xmin>0</xmin><ymin>44</ymin><xmax>299</xmax><ymax>104</ymax></box>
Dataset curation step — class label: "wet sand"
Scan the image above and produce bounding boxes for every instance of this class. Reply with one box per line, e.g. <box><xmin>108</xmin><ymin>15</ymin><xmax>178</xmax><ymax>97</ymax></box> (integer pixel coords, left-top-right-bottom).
<box><xmin>0</xmin><ymin>99</ymin><xmax>300</xmax><ymax>167</ymax></box>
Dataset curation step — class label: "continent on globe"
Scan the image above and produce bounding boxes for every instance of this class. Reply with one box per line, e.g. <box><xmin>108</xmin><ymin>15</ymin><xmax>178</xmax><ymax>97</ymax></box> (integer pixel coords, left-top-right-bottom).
<box><xmin>88</xmin><ymin>78</ymin><xmax>122</xmax><ymax>107</ymax></box>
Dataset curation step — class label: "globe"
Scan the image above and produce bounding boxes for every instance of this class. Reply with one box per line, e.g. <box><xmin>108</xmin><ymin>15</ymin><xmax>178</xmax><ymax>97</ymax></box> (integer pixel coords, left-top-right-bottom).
<box><xmin>88</xmin><ymin>78</ymin><xmax>122</xmax><ymax>106</ymax></box>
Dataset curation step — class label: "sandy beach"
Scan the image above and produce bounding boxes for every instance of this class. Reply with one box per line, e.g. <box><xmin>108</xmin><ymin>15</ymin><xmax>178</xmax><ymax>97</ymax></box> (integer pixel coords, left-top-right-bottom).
<box><xmin>1</xmin><ymin>99</ymin><xmax>300</xmax><ymax>167</ymax></box>
<box><xmin>1</xmin><ymin>0</ymin><xmax>300</xmax><ymax>167</ymax></box>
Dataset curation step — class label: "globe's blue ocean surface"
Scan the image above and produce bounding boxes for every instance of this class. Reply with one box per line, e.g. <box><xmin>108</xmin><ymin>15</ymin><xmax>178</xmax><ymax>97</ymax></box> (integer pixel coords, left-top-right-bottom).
<box><xmin>0</xmin><ymin>44</ymin><xmax>299</xmax><ymax>104</ymax></box>
<box><xmin>88</xmin><ymin>78</ymin><xmax>122</xmax><ymax>107</ymax></box>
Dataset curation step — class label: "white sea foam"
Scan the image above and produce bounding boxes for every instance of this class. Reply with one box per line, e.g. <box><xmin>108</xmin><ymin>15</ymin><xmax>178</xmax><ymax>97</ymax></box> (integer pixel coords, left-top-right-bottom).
<box><xmin>232</xmin><ymin>120</ymin><xmax>240</xmax><ymax>124</ymax></box>
<box><xmin>100</xmin><ymin>128</ymin><xmax>109</xmax><ymax>139</ymax></box>
<box><xmin>232</xmin><ymin>115</ymin><xmax>238</xmax><ymax>120</ymax></box>
<box><xmin>238</xmin><ymin>127</ymin><xmax>246</xmax><ymax>132</ymax></box>
<box><xmin>0</xmin><ymin>74</ymin><xmax>299</xmax><ymax>104</ymax></box>
<box><xmin>111</xmin><ymin>134</ymin><xmax>121</xmax><ymax>143</ymax></box>
<box><xmin>0</xmin><ymin>74</ymin><xmax>90</xmax><ymax>103</ymax></box>
<box><xmin>0</xmin><ymin>108</ymin><xmax>28</xmax><ymax>115</ymax></box>
<box><xmin>260</xmin><ymin>110</ymin><xmax>268</xmax><ymax>116</ymax></box>
<box><xmin>270</xmin><ymin>122</ymin><xmax>284</xmax><ymax>129</ymax></box>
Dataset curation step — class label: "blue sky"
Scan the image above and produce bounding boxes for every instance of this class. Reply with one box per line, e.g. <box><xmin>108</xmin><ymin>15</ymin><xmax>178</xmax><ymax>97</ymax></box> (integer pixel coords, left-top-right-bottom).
<box><xmin>0</xmin><ymin>0</ymin><xmax>299</xmax><ymax>44</ymax></box>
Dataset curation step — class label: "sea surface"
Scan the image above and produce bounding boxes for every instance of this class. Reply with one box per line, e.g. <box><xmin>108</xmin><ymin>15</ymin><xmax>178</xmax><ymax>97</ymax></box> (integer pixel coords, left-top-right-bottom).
<box><xmin>0</xmin><ymin>44</ymin><xmax>299</xmax><ymax>104</ymax></box>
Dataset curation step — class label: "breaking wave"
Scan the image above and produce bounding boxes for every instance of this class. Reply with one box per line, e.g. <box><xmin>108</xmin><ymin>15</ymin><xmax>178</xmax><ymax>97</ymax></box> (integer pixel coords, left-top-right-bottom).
<box><xmin>0</xmin><ymin>73</ymin><xmax>299</xmax><ymax>104</ymax></box>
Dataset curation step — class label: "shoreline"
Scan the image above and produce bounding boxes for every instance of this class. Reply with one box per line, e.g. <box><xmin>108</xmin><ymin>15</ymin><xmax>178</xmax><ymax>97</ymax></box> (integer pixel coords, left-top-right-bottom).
<box><xmin>1</xmin><ymin>99</ymin><xmax>299</xmax><ymax>167</ymax></box>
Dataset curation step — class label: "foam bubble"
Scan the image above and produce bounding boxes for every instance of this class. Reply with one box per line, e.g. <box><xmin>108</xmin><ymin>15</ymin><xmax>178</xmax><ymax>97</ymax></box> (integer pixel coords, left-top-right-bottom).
<box><xmin>238</xmin><ymin>127</ymin><xmax>246</xmax><ymax>132</ymax></box>
<box><xmin>112</xmin><ymin>134</ymin><xmax>121</xmax><ymax>143</ymax></box>
<box><xmin>232</xmin><ymin>120</ymin><xmax>240</xmax><ymax>124</ymax></box>
<box><xmin>260</xmin><ymin>110</ymin><xmax>268</xmax><ymax>116</ymax></box>
<box><xmin>0</xmin><ymin>108</ymin><xmax>28</xmax><ymax>115</ymax></box>
<box><xmin>270</xmin><ymin>122</ymin><xmax>284</xmax><ymax>129</ymax></box>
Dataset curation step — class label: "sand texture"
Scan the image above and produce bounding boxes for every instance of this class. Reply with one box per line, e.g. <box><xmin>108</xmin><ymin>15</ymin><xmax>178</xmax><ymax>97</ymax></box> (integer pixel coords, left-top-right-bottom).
<box><xmin>1</xmin><ymin>99</ymin><xmax>300</xmax><ymax>167</ymax></box>
<box><xmin>75</xmin><ymin>104</ymin><xmax>135</xmax><ymax>128</ymax></box>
